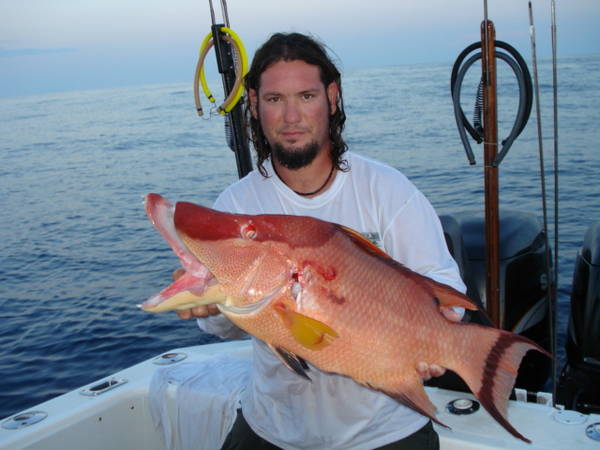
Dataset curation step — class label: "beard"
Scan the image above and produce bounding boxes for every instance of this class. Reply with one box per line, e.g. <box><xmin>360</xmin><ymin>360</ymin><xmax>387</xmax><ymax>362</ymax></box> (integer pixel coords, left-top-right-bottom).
<box><xmin>271</xmin><ymin>141</ymin><xmax>320</xmax><ymax>170</ymax></box>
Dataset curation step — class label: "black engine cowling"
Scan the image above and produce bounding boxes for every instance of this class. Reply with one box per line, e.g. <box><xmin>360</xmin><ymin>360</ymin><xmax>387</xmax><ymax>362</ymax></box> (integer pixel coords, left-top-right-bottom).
<box><xmin>557</xmin><ymin>221</ymin><xmax>600</xmax><ymax>413</ymax></box>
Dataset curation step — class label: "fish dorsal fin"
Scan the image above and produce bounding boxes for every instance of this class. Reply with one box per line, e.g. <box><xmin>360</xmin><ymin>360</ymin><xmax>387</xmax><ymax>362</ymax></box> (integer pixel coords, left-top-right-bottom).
<box><xmin>428</xmin><ymin>278</ymin><xmax>479</xmax><ymax>311</ymax></box>
<box><xmin>267</xmin><ymin>344</ymin><xmax>311</xmax><ymax>381</ymax></box>
<box><xmin>338</xmin><ymin>224</ymin><xmax>478</xmax><ymax>313</ymax></box>
<box><xmin>338</xmin><ymin>225</ymin><xmax>392</xmax><ymax>260</ymax></box>
<box><xmin>274</xmin><ymin>303</ymin><xmax>339</xmax><ymax>350</ymax></box>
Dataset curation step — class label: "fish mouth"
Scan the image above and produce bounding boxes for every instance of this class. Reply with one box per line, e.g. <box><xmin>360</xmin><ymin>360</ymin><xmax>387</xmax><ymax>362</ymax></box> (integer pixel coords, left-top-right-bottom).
<box><xmin>140</xmin><ymin>194</ymin><xmax>220</xmax><ymax>313</ymax></box>
<box><xmin>141</xmin><ymin>193</ymin><xmax>288</xmax><ymax>316</ymax></box>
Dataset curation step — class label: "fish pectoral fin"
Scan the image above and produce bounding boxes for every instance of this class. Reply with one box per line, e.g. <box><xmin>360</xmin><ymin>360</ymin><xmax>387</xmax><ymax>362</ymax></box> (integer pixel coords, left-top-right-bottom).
<box><xmin>268</xmin><ymin>344</ymin><xmax>311</xmax><ymax>381</ymax></box>
<box><xmin>430</xmin><ymin>279</ymin><xmax>479</xmax><ymax>311</ymax></box>
<box><xmin>377</xmin><ymin>377</ymin><xmax>448</xmax><ymax>429</ymax></box>
<box><xmin>274</xmin><ymin>303</ymin><xmax>339</xmax><ymax>351</ymax></box>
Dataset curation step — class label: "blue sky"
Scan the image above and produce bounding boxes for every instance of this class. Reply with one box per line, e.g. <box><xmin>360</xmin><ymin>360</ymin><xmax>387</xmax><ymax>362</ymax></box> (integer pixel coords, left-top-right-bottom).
<box><xmin>1</xmin><ymin>0</ymin><xmax>599</xmax><ymax>98</ymax></box>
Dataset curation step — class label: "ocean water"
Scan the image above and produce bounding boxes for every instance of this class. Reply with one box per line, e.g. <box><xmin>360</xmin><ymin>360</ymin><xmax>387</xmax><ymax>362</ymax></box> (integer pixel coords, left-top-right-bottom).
<box><xmin>1</xmin><ymin>55</ymin><xmax>599</xmax><ymax>420</ymax></box>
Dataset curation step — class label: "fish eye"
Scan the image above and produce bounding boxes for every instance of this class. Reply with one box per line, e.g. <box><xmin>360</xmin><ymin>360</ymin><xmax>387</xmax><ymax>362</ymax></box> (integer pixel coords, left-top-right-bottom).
<box><xmin>241</xmin><ymin>223</ymin><xmax>257</xmax><ymax>240</ymax></box>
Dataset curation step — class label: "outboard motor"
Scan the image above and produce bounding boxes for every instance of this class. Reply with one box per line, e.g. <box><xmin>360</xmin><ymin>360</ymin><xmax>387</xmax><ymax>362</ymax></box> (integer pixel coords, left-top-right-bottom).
<box><xmin>557</xmin><ymin>222</ymin><xmax>600</xmax><ymax>414</ymax></box>
<box><xmin>438</xmin><ymin>211</ymin><xmax>552</xmax><ymax>391</ymax></box>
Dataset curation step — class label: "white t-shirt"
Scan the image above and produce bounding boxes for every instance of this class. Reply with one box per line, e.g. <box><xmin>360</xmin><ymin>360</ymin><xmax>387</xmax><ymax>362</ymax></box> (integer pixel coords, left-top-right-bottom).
<box><xmin>198</xmin><ymin>152</ymin><xmax>466</xmax><ymax>450</ymax></box>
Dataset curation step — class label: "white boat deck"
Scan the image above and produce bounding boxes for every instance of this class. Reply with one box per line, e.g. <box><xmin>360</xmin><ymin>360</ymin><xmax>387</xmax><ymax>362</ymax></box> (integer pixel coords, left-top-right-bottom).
<box><xmin>1</xmin><ymin>340</ymin><xmax>598</xmax><ymax>449</ymax></box>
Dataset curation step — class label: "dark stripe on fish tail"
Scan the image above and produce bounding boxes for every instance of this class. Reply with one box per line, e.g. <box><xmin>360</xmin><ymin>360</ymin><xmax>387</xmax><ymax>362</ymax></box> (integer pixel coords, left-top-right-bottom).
<box><xmin>476</xmin><ymin>331</ymin><xmax>548</xmax><ymax>443</ymax></box>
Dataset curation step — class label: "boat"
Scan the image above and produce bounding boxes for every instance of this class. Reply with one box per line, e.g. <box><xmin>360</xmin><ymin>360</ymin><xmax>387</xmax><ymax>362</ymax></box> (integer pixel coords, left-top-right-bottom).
<box><xmin>1</xmin><ymin>341</ymin><xmax>599</xmax><ymax>450</ymax></box>
<box><xmin>2</xmin><ymin>1</ymin><xmax>599</xmax><ymax>448</ymax></box>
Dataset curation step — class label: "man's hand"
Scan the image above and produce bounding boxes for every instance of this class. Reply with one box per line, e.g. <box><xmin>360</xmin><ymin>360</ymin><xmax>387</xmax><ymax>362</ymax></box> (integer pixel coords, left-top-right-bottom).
<box><xmin>176</xmin><ymin>304</ymin><xmax>221</xmax><ymax>319</ymax></box>
<box><xmin>171</xmin><ymin>269</ymin><xmax>221</xmax><ymax>320</ymax></box>
<box><xmin>416</xmin><ymin>306</ymin><xmax>463</xmax><ymax>381</ymax></box>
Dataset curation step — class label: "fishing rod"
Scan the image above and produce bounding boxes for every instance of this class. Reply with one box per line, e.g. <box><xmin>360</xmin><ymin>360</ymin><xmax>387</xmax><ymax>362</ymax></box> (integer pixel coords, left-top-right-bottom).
<box><xmin>550</xmin><ymin>0</ymin><xmax>559</xmax><ymax>317</ymax></box>
<box><xmin>528</xmin><ymin>0</ymin><xmax>559</xmax><ymax>408</ymax></box>
<box><xmin>194</xmin><ymin>0</ymin><xmax>253</xmax><ymax>179</ymax></box>
<box><xmin>550</xmin><ymin>2</ymin><xmax>559</xmax><ymax>408</ymax></box>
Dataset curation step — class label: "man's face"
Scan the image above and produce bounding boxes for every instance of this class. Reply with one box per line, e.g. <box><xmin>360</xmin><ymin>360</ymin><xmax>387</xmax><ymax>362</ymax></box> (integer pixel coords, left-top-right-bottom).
<box><xmin>250</xmin><ymin>59</ymin><xmax>338</xmax><ymax>169</ymax></box>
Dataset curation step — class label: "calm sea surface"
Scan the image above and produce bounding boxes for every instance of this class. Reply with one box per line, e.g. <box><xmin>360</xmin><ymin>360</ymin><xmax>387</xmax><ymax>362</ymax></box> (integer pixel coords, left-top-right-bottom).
<box><xmin>1</xmin><ymin>55</ymin><xmax>599</xmax><ymax>419</ymax></box>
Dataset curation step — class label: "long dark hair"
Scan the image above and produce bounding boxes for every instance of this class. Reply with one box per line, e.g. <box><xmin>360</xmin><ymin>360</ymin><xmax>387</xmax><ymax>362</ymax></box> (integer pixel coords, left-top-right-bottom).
<box><xmin>244</xmin><ymin>32</ymin><xmax>348</xmax><ymax>177</ymax></box>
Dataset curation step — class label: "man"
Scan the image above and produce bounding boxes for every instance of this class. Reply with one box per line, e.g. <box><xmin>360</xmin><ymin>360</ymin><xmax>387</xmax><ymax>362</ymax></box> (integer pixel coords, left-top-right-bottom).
<box><xmin>178</xmin><ymin>32</ymin><xmax>465</xmax><ymax>449</ymax></box>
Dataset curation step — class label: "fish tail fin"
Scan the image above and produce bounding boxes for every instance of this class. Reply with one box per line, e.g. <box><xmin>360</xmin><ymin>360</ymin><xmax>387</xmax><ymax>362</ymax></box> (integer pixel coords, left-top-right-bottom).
<box><xmin>454</xmin><ymin>326</ymin><xmax>551</xmax><ymax>443</ymax></box>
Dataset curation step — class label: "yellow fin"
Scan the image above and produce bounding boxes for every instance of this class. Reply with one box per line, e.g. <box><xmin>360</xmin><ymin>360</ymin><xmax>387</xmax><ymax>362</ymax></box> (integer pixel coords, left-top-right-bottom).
<box><xmin>275</xmin><ymin>304</ymin><xmax>339</xmax><ymax>350</ymax></box>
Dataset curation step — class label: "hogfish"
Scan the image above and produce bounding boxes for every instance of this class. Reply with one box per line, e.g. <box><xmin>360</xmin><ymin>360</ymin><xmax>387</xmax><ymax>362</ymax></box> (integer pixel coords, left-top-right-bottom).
<box><xmin>141</xmin><ymin>193</ymin><xmax>549</xmax><ymax>442</ymax></box>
